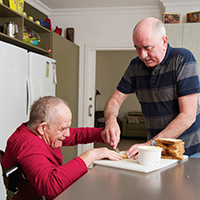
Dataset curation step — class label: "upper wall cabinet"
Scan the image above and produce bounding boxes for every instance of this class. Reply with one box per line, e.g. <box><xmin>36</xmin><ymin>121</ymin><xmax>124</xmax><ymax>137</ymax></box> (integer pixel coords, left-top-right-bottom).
<box><xmin>182</xmin><ymin>23</ymin><xmax>200</xmax><ymax>69</ymax></box>
<box><xmin>165</xmin><ymin>23</ymin><xmax>200</xmax><ymax>72</ymax></box>
<box><xmin>165</xmin><ymin>24</ymin><xmax>182</xmax><ymax>47</ymax></box>
<box><xmin>0</xmin><ymin>3</ymin><xmax>50</xmax><ymax>56</ymax></box>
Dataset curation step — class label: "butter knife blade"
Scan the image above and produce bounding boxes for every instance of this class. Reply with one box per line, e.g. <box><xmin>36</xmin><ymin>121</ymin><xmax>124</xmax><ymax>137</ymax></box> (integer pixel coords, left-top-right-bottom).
<box><xmin>115</xmin><ymin>148</ymin><xmax>120</xmax><ymax>153</ymax></box>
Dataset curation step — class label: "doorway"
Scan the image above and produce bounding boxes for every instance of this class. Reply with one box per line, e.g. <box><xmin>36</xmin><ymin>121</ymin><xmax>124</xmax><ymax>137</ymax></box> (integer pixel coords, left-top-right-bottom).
<box><xmin>95</xmin><ymin>50</ymin><xmax>140</xmax><ymax>120</ymax></box>
<box><xmin>78</xmin><ymin>45</ymin><xmax>142</xmax><ymax>155</ymax></box>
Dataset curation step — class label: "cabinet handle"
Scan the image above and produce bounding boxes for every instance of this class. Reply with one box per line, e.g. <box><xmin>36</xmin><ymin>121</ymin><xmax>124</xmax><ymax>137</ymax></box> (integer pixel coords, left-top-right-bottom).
<box><xmin>88</xmin><ymin>105</ymin><xmax>92</xmax><ymax>117</ymax></box>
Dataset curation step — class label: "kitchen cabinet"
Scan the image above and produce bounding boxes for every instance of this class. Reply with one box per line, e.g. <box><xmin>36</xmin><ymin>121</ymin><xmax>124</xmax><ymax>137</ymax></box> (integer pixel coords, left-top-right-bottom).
<box><xmin>182</xmin><ymin>23</ymin><xmax>200</xmax><ymax>71</ymax></box>
<box><xmin>0</xmin><ymin>3</ymin><xmax>50</xmax><ymax>56</ymax></box>
<box><xmin>165</xmin><ymin>24</ymin><xmax>182</xmax><ymax>47</ymax></box>
<box><xmin>0</xmin><ymin>2</ymin><xmax>80</xmax><ymax>165</ymax></box>
<box><xmin>51</xmin><ymin>32</ymin><xmax>79</xmax><ymax>164</ymax></box>
<box><xmin>165</xmin><ymin>23</ymin><xmax>200</xmax><ymax>73</ymax></box>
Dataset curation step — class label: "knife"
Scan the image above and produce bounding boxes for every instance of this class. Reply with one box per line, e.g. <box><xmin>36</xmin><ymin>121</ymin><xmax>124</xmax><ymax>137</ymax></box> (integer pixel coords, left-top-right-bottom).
<box><xmin>115</xmin><ymin>147</ymin><xmax>120</xmax><ymax>153</ymax></box>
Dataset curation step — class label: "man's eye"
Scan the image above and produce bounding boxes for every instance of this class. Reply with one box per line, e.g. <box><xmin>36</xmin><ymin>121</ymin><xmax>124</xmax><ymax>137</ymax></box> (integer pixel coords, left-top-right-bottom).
<box><xmin>61</xmin><ymin>127</ymin><xmax>68</xmax><ymax>131</ymax></box>
<box><xmin>145</xmin><ymin>46</ymin><xmax>153</xmax><ymax>50</ymax></box>
<box><xmin>135</xmin><ymin>47</ymin><xmax>141</xmax><ymax>51</ymax></box>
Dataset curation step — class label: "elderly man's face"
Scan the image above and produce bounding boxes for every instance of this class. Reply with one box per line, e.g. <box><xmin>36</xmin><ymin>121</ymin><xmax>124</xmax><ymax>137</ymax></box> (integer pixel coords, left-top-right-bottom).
<box><xmin>133</xmin><ymin>28</ymin><xmax>168</xmax><ymax>68</ymax></box>
<box><xmin>44</xmin><ymin>104</ymin><xmax>72</xmax><ymax>149</ymax></box>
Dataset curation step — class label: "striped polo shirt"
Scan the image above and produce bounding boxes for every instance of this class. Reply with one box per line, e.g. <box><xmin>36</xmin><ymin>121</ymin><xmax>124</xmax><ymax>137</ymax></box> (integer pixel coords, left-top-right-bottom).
<box><xmin>117</xmin><ymin>44</ymin><xmax>200</xmax><ymax>155</ymax></box>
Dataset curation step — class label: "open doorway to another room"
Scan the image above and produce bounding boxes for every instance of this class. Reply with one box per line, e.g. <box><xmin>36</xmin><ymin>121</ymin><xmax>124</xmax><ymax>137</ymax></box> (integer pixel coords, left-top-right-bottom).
<box><xmin>94</xmin><ymin>50</ymin><xmax>147</xmax><ymax>150</ymax></box>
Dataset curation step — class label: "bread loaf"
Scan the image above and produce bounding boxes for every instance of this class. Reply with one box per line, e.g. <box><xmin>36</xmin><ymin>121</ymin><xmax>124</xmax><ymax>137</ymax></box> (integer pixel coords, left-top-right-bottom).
<box><xmin>155</xmin><ymin>138</ymin><xmax>185</xmax><ymax>161</ymax></box>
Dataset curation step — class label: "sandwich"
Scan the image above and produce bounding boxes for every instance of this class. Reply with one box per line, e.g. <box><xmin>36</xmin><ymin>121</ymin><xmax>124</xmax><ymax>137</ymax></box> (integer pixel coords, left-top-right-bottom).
<box><xmin>155</xmin><ymin>138</ymin><xmax>185</xmax><ymax>161</ymax></box>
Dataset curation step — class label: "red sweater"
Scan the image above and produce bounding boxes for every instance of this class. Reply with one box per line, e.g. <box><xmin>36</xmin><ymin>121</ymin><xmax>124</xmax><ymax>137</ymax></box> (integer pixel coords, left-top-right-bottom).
<box><xmin>2</xmin><ymin>123</ymin><xmax>104</xmax><ymax>199</ymax></box>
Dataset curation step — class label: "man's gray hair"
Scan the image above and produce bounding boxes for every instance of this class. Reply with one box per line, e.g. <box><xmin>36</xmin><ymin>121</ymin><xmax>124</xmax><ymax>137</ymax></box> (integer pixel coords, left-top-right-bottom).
<box><xmin>27</xmin><ymin>96</ymin><xmax>69</xmax><ymax>130</ymax></box>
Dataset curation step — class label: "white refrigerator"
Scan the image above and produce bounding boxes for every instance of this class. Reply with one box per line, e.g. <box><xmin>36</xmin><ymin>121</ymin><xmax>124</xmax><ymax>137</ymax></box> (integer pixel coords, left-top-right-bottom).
<box><xmin>0</xmin><ymin>41</ymin><xmax>56</xmax><ymax>199</ymax></box>
<box><xmin>28</xmin><ymin>52</ymin><xmax>56</xmax><ymax>113</ymax></box>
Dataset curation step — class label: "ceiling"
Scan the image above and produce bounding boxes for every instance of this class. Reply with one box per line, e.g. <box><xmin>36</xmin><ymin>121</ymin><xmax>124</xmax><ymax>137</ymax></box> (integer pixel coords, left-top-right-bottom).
<box><xmin>36</xmin><ymin>0</ymin><xmax>160</xmax><ymax>10</ymax></box>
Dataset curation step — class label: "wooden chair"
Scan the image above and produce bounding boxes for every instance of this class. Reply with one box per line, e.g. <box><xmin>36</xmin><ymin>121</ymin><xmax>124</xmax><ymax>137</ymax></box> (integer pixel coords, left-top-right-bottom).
<box><xmin>0</xmin><ymin>150</ymin><xmax>44</xmax><ymax>200</ymax></box>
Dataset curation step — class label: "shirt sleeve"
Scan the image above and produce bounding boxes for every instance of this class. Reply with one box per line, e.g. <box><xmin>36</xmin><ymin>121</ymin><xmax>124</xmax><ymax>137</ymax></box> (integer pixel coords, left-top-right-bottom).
<box><xmin>62</xmin><ymin>127</ymin><xmax>104</xmax><ymax>146</ymax></box>
<box><xmin>117</xmin><ymin>59</ymin><xmax>136</xmax><ymax>94</ymax></box>
<box><xmin>176</xmin><ymin>50</ymin><xmax>200</xmax><ymax>97</ymax></box>
<box><xmin>15</xmin><ymin>143</ymin><xmax>88</xmax><ymax>199</ymax></box>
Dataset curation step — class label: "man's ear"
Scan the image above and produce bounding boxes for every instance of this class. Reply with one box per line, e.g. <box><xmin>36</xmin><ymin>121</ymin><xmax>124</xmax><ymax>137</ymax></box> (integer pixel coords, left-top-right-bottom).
<box><xmin>37</xmin><ymin>122</ymin><xmax>47</xmax><ymax>136</ymax></box>
<box><xmin>163</xmin><ymin>36</ymin><xmax>168</xmax><ymax>49</ymax></box>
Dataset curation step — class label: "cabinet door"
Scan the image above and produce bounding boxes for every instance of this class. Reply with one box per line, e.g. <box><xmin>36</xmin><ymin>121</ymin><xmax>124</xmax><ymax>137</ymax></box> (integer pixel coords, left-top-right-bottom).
<box><xmin>166</xmin><ymin>23</ymin><xmax>200</xmax><ymax>75</ymax></box>
<box><xmin>51</xmin><ymin>32</ymin><xmax>79</xmax><ymax>163</ymax></box>
<box><xmin>182</xmin><ymin>23</ymin><xmax>200</xmax><ymax>74</ymax></box>
<box><xmin>165</xmin><ymin>24</ymin><xmax>182</xmax><ymax>47</ymax></box>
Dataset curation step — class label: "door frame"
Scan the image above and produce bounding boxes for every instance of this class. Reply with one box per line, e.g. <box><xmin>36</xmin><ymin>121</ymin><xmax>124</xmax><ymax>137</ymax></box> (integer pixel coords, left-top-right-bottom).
<box><xmin>77</xmin><ymin>43</ymin><xmax>134</xmax><ymax>156</ymax></box>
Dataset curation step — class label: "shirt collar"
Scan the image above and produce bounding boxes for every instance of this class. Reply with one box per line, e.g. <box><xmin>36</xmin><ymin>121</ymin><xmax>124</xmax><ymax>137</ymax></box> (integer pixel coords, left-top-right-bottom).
<box><xmin>159</xmin><ymin>43</ymin><xmax>171</xmax><ymax>66</ymax></box>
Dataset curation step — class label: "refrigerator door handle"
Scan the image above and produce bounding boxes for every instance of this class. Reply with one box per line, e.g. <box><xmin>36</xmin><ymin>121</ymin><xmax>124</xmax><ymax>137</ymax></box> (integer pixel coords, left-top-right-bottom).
<box><xmin>52</xmin><ymin>62</ymin><xmax>57</xmax><ymax>84</ymax></box>
<box><xmin>26</xmin><ymin>78</ymin><xmax>32</xmax><ymax>117</ymax></box>
<box><xmin>26</xmin><ymin>80</ymin><xmax>29</xmax><ymax>116</ymax></box>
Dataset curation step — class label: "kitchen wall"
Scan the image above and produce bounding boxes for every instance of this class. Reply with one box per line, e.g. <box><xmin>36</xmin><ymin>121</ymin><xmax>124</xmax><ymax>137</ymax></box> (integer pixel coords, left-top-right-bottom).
<box><xmin>24</xmin><ymin>0</ymin><xmax>200</xmax><ymax>127</ymax></box>
<box><xmin>48</xmin><ymin>1</ymin><xmax>200</xmax><ymax>127</ymax></box>
<box><xmin>96</xmin><ymin>50</ymin><xmax>141</xmax><ymax>120</ymax></box>
<box><xmin>49</xmin><ymin>5</ymin><xmax>163</xmax><ymax>126</ymax></box>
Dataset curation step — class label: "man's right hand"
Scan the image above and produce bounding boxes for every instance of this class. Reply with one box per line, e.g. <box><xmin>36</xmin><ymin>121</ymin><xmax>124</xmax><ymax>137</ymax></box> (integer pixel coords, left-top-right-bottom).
<box><xmin>101</xmin><ymin>118</ymin><xmax>120</xmax><ymax>149</ymax></box>
<box><xmin>103</xmin><ymin>89</ymin><xmax>128</xmax><ymax>149</ymax></box>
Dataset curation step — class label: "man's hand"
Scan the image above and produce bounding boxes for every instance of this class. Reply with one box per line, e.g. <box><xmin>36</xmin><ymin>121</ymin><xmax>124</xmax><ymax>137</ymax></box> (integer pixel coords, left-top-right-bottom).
<box><xmin>127</xmin><ymin>141</ymin><xmax>151</xmax><ymax>159</ymax></box>
<box><xmin>79</xmin><ymin>147</ymin><xmax>123</xmax><ymax>167</ymax></box>
<box><xmin>101</xmin><ymin>119</ymin><xmax>120</xmax><ymax>149</ymax></box>
<box><xmin>103</xmin><ymin>89</ymin><xmax>128</xmax><ymax>149</ymax></box>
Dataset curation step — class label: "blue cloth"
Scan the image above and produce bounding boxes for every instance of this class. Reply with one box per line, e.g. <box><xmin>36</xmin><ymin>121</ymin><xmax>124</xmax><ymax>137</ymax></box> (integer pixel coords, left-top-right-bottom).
<box><xmin>117</xmin><ymin>44</ymin><xmax>200</xmax><ymax>156</ymax></box>
<box><xmin>190</xmin><ymin>152</ymin><xmax>200</xmax><ymax>158</ymax></box>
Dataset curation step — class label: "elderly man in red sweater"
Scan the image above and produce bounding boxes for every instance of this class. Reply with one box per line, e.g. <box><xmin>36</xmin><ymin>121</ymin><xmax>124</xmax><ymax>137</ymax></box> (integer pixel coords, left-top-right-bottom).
<box><xmin>2</xmin><ymin>96</ymin><xmax>123</xmax><ymax>199</ymax></box>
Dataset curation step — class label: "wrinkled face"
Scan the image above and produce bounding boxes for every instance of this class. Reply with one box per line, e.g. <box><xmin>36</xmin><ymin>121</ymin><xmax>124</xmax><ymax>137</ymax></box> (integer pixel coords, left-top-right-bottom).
<box><xmin>133</xmin><ymin>27</ymin><xmax>168</xmax><ymax>68</ymax></box>
<box><xmin>43</xmin><ymin>104</ymin><xmax>72</xmax><ymax>149</ymax></box>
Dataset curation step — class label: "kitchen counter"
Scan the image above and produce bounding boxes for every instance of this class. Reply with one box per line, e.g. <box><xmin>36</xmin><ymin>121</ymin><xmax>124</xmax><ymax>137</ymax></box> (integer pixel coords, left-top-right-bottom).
<box><xmin>54</xmin><ymin>158</ymin><xmax>200</xmax><ymax>200</ymax></box>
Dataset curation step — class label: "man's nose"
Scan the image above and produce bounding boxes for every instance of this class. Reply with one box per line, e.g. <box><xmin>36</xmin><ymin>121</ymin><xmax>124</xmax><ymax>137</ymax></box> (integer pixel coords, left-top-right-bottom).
<box><xmin>63</xmin><ymin>129</ymin><xmax>70</xmax><ymax>137</ymax></box>
<box><xmin>140</xmin><ymin>49</ymin><xmax>148</xmax><ymax>59</ymax></box>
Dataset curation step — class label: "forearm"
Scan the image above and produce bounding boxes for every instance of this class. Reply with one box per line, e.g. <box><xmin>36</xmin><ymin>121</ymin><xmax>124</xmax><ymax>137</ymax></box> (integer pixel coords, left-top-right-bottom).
<box><xmin>104</xmin><ymin>97</ymin><xmax>120</xmax><ymax>123</ymax></box>
<box><xmin>63</xmin><ymin>127</ymin><xmax>103</xmax><ymax>146</ymax></box>
<box><xmin>104</xmin><ymin>89</ymin><xmax>128</xmax><ymax>123</ymax></box>
<box><xmin>127</xmin><ymin>112</ymin><xmax>196</xmax><ymax>159</ymax></box>
<box><xmin>79</xmin><ymin>149</ymin><xmax>95</xmax><ymax>167</ymax></box>
<box><xmin>153</xmin><ymin>112</ymin><xmax>196</xmax><ymax>140</ymax></box>
<box><xmin>153</xmin><ymin>94</ymin><xmax>197</xmax><ymax>140</ymax></box>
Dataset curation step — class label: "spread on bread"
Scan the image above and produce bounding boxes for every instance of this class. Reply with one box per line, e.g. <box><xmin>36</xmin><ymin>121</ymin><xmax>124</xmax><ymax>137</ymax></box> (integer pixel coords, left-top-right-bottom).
<box><xmin>155</xmin><ymin>138</ymin><xmax>185</xmax><ymax>161</ymax></box>
<box><xmin>119</xmin><ymin>151</ymin><xmax>128</xmax><ymax>159</ymax></box>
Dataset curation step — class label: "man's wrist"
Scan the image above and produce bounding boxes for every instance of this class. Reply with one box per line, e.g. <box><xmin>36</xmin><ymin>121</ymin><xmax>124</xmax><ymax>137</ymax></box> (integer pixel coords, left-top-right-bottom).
<box><xmin>150</xmin><ymin>139</ymin><xmax>157</xmax><ymax>146</ymax></box>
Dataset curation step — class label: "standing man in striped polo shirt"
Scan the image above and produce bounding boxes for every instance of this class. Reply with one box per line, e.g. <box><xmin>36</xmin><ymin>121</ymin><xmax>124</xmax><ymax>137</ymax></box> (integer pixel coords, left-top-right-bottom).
<box><xmin>102</xmin><ymin>17</ymin><xmax>200</xmax><ymax>158</ymax></box>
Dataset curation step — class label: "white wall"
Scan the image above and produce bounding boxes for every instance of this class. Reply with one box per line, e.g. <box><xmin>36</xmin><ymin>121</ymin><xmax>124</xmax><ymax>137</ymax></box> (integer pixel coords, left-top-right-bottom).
<box><xmin>49</xmin><ymin>6</ymin><xmax>163</xmax><ymax>126</ymax></box>
<box><xmin>24</xmin><ymin>0</ymin><xmax>200</xmax><ymax>127</ymax></box>
<box><xmin>48</xmin><ymin>1</ymin><xmax>200</xmax><ymax>127</ymax></box>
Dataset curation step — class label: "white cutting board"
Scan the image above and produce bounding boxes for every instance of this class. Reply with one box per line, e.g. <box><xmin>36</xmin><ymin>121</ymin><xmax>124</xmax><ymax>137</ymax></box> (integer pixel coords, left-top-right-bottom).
<box><xmin>93</xmin><ymin>155</ymin><xmax>188</xmax><ymax>173</ymax></box>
